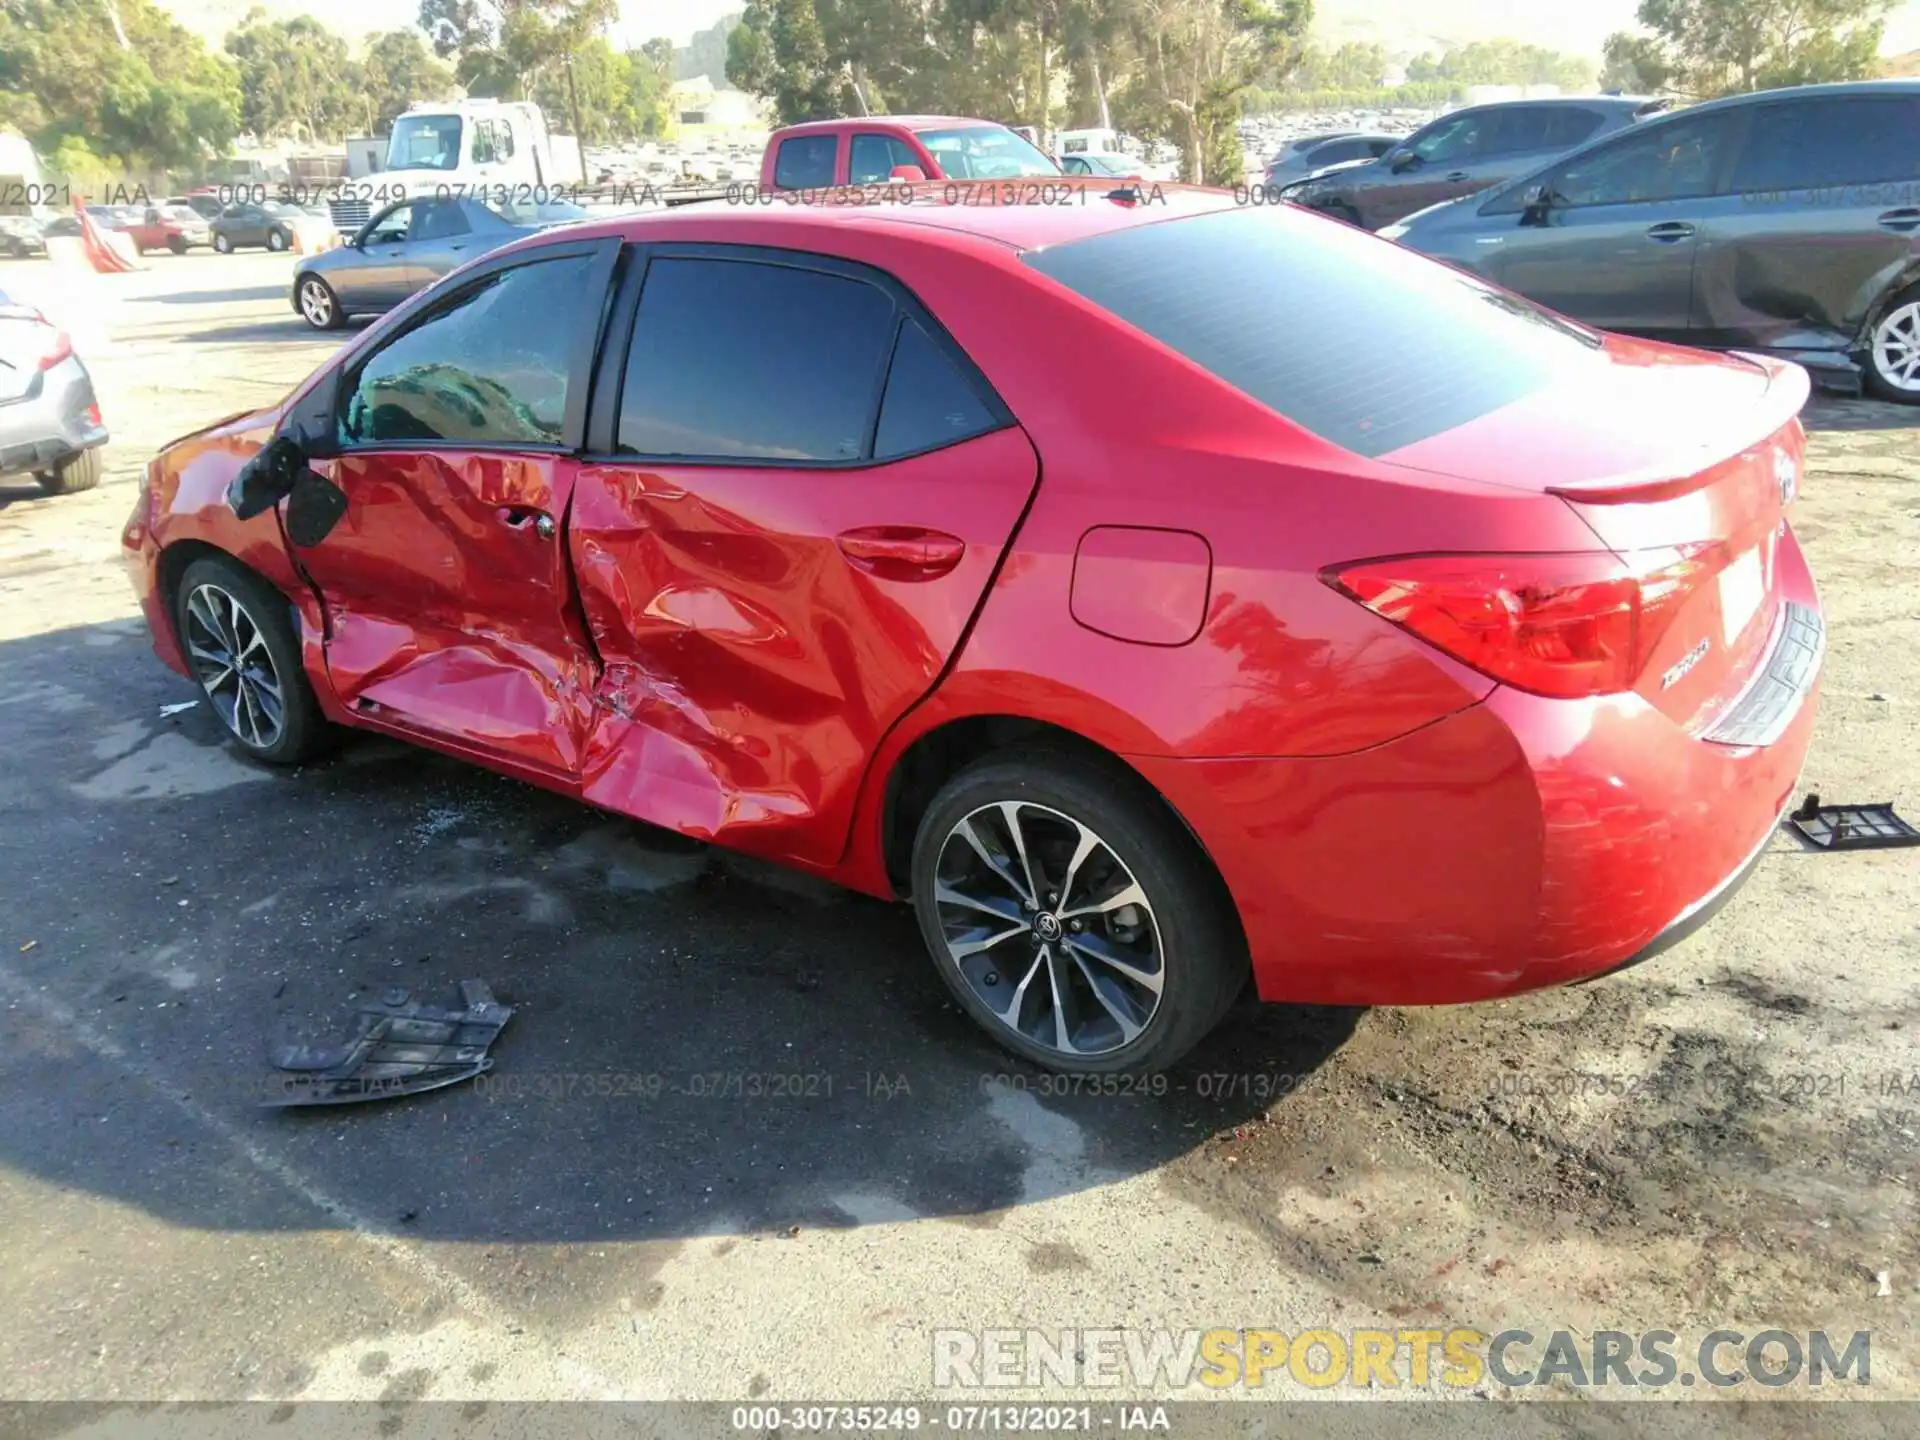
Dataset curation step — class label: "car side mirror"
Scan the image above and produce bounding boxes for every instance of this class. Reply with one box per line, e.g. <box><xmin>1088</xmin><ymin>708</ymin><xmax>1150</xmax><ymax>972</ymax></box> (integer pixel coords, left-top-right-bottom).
<box><xmin>227</xmin><ymin>436</ymin><xmax>309</xmax><ymax>520</ymax></box>
<box><xmin>890</xmin><ymin>165</ymin><xmax>927</xmax><ymax>183</ymax></box>
<box><xmin>227</xmin><ymin>435</ymin><xmax>348</xmax><ymax>546</ymax></box>
<box><xmin>1389</xmin><ymin>150</ymin><xmax>1421</xmax><ymax>174</ymax></box>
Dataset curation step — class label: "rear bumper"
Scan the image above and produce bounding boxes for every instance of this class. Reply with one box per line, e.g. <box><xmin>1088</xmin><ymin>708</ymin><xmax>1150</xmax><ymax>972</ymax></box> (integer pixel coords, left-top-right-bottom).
<box><xmin>1136</xmin><ymin>570</ymin><xmax>1822</xmax><ymax>1008</ymax></box>
<box><xmin>0</xmin><ymin>357</ymin><xmax>108</xmax><ymax>477</ymax></box>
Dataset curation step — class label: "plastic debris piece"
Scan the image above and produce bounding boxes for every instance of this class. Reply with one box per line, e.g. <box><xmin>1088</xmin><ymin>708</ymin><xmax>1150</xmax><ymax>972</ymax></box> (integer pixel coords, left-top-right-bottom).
<box><xmin>159</xmin><ymin>701</ymin><xmax>200</xmax><ymax>718</ymax></box>
<box><xmin>1787</xmin><ymin>795</ymin><xmax>1920</xmax><ymax>851</ymax></box>
<box><xmin>261</xmin><ymin>980</ymin><xmax>512</xmax><ymax>1107</ymax></box>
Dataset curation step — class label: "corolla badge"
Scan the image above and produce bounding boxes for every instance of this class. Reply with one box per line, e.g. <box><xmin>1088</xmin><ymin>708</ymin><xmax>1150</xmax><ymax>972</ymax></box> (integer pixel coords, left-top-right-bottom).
<box><xmin>1775</xmin><ymin>447</ymin><xmax>1799</xmax><ymax>506</ymax></box>
<box><xmin>1663</xmin><ymin>636</ymin><xmax>1711</xmax><ymax>690</ymax></box>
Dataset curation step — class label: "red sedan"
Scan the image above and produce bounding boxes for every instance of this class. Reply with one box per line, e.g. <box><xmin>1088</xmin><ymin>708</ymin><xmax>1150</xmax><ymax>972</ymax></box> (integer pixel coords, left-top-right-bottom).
<box><xmin>122</xmin><ymin>187</ymin><xmax>1822</xmax><ymax>1073</ymax></box>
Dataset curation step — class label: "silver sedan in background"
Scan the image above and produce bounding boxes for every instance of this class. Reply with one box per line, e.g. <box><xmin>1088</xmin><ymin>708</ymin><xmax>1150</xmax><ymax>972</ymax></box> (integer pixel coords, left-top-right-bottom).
<box><xmin>0</xmin><ymin>290</ymin><xmax>108</xmax><ymax>495</ymax></box>
<box><xmin>289</xmin><ymin>195</ymin><xmax>589</xmax><ymax>329</ymax></box>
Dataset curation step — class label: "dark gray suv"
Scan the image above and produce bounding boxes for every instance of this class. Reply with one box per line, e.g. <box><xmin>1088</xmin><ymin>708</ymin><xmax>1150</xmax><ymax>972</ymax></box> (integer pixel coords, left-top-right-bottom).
<box><xmin>1285</xmin><ymin>96</ymin><xmax>1668</xmax><ymax>231</ymax></box>
<box><xmin>1386</xmin><ymin>82</ymin><xmax>1920</xmax><ymax>402</ymax></box>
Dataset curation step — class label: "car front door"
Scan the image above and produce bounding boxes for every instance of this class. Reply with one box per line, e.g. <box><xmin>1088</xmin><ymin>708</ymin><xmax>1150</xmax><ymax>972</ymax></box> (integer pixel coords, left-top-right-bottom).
<box><xmin>1687</xmin><ymin>94</ymin><xmax>1920</xmax><ymax>352</ymax></box>
<box><xmin>345</xmin><ymin>202</ymin><xmax>417</xmax><ymax>309</ymax></box>
<box><xmin>567</xmin><ymin>246</ymin><xmax>1042</xmax><ymax>867</ymax></box>
<box><xmin>1362</xmin><ymin>109</ymin><xmax>1498</xmax><ymax>228</ymax></box>
<box><xmin>402</xmin><ymin>197</ymin><xmax>484</xmax><ymax>294</ymax></box>
<box><xmin>1473</xmin><ymin>109</ymin><xmax>1741</xmax><ymax>340</ymax></box>
<box><xmin>290</xmin><ymin>238</ymin><xmax>619</xmax><ymax>780</ymax></box>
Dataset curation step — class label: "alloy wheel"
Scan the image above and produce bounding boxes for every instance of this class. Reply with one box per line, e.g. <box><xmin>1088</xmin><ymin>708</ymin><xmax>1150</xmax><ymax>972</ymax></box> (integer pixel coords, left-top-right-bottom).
<box><xmin>183</xmin><ymin>582</ymin><xmax>286</xmax><ymax>751</ymax></box>
<box><xmin>299</xmin><ymin>280</ymin><xmax>333</xmax><ymax>327</ymax></box>
<box><xmin>1872</xmin><ymin>302</ymin><xmax>1920</xmax><ymax>395</ymax></box>
<box><xmin>931</xmin><ymin>801</ymin><xmax>1164</xmax><ymax>1058</ymax></box>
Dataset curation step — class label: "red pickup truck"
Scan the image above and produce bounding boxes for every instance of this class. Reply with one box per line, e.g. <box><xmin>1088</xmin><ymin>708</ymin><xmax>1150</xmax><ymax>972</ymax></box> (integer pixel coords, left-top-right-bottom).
<box><xmin>759</xmin><ymin>116</ymin><xmax>1063</xmax><ymax>190</ymax></box>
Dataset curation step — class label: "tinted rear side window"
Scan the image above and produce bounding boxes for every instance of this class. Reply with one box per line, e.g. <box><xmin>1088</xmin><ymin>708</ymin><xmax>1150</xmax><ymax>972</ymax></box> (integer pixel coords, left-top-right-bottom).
<box><xmin>1538</xmin><ymin>107</ymin><xmax>1607</xmax><ymax>148</ymax></box>
<box><xmin>618</xmin><ymin>257</ymin><xmax>895</xmax><ymax>461</ymax></box>
<box><xmin>875</xmin><ymin>320</ymin><xmax>1000</xmax><ymax>458</ymax></box>
<box><xmin>1024</xmin><ymin>207</ymin><xmax>1604</xmax><ymax>458</ymax></box>
<box><xmin>1729</xmin><ymin>97</ymin><xmax>1920</xmax><ymax>191</ymax></box>
<box><xmin>774</xmin><ymin>135</ymin><xmax>837</xmax><ymax>188</ymax></box>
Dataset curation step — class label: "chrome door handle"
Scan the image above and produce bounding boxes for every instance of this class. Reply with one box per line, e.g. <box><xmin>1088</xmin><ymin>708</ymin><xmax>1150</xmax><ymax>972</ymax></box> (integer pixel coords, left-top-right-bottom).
<box><xmin>1876</xmin><ymin>208</ymin><xmax>1920</xmax><ymax>233</ymax></box>
<box><xmin>1646</xmin><ymin>222</ymin><xmax>1695</xmax><ymax>242</ymax></box>
<box><xmin>498</xmin><ymin>506</ymin><xmax>555</xmax><ymax>539</ymax></box>
<box><xmin>1444</xmin><ymin>171</ymin><xmax>1470</xmax><ymax>182</ymax></box>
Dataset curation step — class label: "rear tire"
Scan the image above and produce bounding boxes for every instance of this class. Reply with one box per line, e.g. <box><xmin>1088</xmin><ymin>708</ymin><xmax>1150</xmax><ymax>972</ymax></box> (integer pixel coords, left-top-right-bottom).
<box><xmin>168</xmin><ymin>237</ymin><xmax>188</xmax><ymax>255</ymax></box>
<box><xmin>172</xmin><ymin>555</ymin><xmax>328</xmax><ymax>765</ymax></box>
<box><xmin>1865</xmin><ymin>286</ymin><xmax>1920</xmax><ymax>405</ymax></box>
<box><xmin>910</xmin><ymin>747</ymin><xmax>1246</xmax><ymax>1074</ymax></box>
<box><xmin>213</xmin><ymin>233</ymin><xmax>233</xmax><ymax>254</ymax></box>
<box><xmin>34</xmin><ymin>447</ymin><xmax>102</xmax><ymax>495</ymax></box>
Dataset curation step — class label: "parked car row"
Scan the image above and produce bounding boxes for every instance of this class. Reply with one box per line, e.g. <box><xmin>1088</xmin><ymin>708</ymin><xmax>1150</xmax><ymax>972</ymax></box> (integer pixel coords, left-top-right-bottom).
<box><xmin>1379</xmin><ymin>81</ymin><xmax>1920</xmax><ymax>403</ymax></box>
<box><xmin>288</xmin><ymin>194</ymin><xmax>589</xmax><ymax>328</ymax></box>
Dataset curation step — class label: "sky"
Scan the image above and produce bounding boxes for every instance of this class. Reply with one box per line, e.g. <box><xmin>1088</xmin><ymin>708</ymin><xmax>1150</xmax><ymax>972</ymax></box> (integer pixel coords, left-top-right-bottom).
<box><xmin>161</xmin><ymin>0</ymin><xmax>1920</xmax><ymax>57</ymax></box>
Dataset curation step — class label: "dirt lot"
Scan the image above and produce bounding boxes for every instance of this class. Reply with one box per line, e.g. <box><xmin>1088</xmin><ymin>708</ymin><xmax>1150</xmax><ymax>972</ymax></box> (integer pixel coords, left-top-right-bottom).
<box><xmin>0</xmin><ymin>249</ymin><xmax>1915</xmax><ymax>1422</ymax></box>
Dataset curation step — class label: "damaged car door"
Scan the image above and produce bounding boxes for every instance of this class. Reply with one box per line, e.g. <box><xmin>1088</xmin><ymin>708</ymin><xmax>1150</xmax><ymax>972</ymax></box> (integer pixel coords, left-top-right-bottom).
<box><xmin>292</xmin><ymin>237</ymin><xmax>619</xmax><ymax>779</ymax></box>
<box><xmin>1477</xmin><ymin>108</ymin><xmax>1740</xmax><ymax>341</ymax></box>
<box><xmin>568</xmin><ymin>247</ymin><xmax>1040</xmax><ymax>868</ymax></box>
<box><xmin>1688</xmin><ymin>93</ymin><xmax>1920</xmax><ymax>358</ymax></box>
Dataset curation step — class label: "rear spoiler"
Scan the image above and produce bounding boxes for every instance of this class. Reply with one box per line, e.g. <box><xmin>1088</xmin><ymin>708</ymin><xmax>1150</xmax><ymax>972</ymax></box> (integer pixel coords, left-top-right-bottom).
<box><xmin>1546</xmin><ymin>356</ymin><xmax>1810</xmax><ymax>505</ymax></box>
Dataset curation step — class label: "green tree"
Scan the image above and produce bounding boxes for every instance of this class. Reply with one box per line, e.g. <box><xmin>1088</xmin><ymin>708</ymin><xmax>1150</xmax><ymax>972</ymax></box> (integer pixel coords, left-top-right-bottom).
<box><xmin>1603</xmin><ymin>0</ymin><xmax>1892</xmax><ymax>97</ymax></box>
<box><xmin>416</xmin><ymin>0</ymin><xmax>617</xmax><ymax>103</ymax></box>
<box><xmin>1406</xmin><ymin>38</ymin><xmax>1596</xmax><ymax>91</ymax></box>
<box><xmin>1127</xmin><ymin>0</ymin><xmax>1309</xmax><ymax>184</ymax></box>
<box><xmin>0</xmin><ymin>0</ymin><xmax>239</xmax><ymax>173</ymax></box>
<box><xmin>677</xmin><ymin>12</ymin><xmax>742</xmax><ymax>80</ymax></box>
<box><xmin>362</xmin><ymin>28</ymin><xmax>456</xmax><ymax>134</ymax></box>
<box><xmin>225</xmin><ymin>14</ymin><xmax>362</xmax><ymax>142</ymax></box>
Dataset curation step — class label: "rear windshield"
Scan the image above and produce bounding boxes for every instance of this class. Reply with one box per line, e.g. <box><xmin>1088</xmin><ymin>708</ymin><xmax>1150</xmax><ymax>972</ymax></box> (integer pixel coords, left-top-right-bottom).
<box><xmin>1022</xmin><ymin>206</ymin><xmax>1605</xmax><ymax>458</ymax></box>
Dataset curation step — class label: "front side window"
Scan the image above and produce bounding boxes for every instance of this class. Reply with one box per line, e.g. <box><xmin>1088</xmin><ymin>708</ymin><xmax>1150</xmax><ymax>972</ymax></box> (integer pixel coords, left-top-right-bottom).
<box><xmin>617</xmin><ymin>257</ymin><xmax>896</xmax><ymax>461</ymax></box>
<box><xmin>916</xmin><ymin>126</ymin><xmax>1060</xmax><ymax>179</ymax></box>
<box><xmin>1729</xmin><ymin>97</ymin><xmax>1920</xmax><ymax>192</ymax></box>
<box><xmin>1547</xmin><ymin>112</ymin><xmax>1735</xmax><ymax>209</ymax></box>
<box><xmin>362</xmin><ymin>205</ymin><xmax>413</xmax><ymax>245</ymax></box>
<box><xmin>849</xmin><ymin>134</ymin><xmax>921</xmax><ymax>183</ymax></box>
<box><xmin>341</xmin><ymin>255</ymin><xmax>593</xmax><ymax>448</ymax></box>
<box><xmin>1409</xmin><ymin>112</ymin><xmax>1489</xmax><ymax>165</ymax></box>
<box><xmin>1025</xmin><ymin>205</ymin><xmax>1606</xmax><ymax>459</ymax></box>
<box><xmin>774</xmin><ymin>135</ymin><xmax>837</xmax><ymax>189</ymax></box>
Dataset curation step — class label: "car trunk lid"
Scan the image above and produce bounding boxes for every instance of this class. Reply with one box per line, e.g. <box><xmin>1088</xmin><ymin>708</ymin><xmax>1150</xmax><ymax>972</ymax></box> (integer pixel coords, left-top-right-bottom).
<box><xmin>1378</xmin><ymin>339</ymin><xmax>1811</xmax><ymax>727</ymax></box>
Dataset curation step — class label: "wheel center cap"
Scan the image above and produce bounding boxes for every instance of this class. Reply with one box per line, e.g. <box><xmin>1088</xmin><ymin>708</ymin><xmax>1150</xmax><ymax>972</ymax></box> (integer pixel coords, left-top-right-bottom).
<box><xmin>1034</xmin><ymin>912</ymin><xmax>1063</xmax><ymax>942</ymax></box>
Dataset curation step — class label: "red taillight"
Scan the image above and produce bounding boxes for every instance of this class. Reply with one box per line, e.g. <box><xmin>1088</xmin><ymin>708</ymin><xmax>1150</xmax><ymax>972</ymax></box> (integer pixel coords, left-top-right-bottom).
<box><xmin>36</xmin><ymin>325</ymin><xmax>73</xmax><ymax>371</ymax></box>
<box><xmin>1324</xmin><ymin>548</ymin><xmax>1722</xmax><ymax>699</ymax></box>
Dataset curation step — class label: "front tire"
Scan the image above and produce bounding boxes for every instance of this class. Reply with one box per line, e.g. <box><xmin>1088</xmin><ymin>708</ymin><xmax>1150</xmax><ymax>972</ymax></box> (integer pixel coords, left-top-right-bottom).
<box><xmin>34</xmin><ymin>447</ymin><xmax>102</xmax><ymax>495</ymax></box>
<box><xmin>212</xmin><ymin>233</ymin><xmax>233</xmax><ymax>254</ymax></box>
<box><xmin>296</xmin><ymin>275</ymin><xmax>345</xmax><ymax>330</ymax></box>
<box><xmin>910</xmin><ymin>748</ymin><xmax>1246</xmax><ymax>1074</ymax></box>
<box><xmin>172</xmin><ymin>556</ymin><xmax>327</xmax><ymax>765</ymax></box>
<box><xmin>267</xmin><ymin>228</ymin><xmax>290</xmax><ymax>252</ymax></box>
<box><xmin>1866</xmin><ymin>287</ymin><xmax>1920</xmax><ymax>404</ymax></box>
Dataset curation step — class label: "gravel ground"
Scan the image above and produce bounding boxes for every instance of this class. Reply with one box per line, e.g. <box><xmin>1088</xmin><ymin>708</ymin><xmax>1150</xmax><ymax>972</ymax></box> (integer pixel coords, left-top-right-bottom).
<box><xmin>0</xmin><ymin>247</ymin><xmax>1914</xmax><ymax>1424</ymax></box>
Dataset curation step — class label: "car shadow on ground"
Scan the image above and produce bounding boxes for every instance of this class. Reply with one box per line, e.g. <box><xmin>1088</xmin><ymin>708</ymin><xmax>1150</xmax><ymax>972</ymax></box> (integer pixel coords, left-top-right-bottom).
<box><xmin>129</xmin><ymin>284</ymin><xmax>293</xmax><ymax>306</ymax></box>
<box><xmin>0</xmin><ymin>617</ymin><xmax>1363</xmax><ymax>1250</ymax></box>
